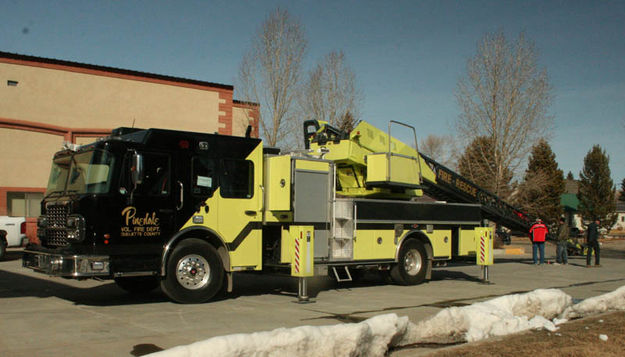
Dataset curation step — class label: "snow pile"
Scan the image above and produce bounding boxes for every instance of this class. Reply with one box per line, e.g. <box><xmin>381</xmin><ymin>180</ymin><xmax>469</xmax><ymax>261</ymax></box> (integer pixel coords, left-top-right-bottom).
<box><xmin>149</xmin><ymin>313</ymin><xmax>409</xmax><ymax>357</ymax></box>
<box><xmin>398</xmin><ymin>289</ymin><xmax>571</xmax><ymax>344</ymax></box>
<box><xmin>561</xmin><ymin>285</ymin><xmax>625</xmax><ymax>319</ymax></box>
<box><xmin>149</xmin><ymin>286</ymin><xmax>625</xmax><ymax>357</ymax></box>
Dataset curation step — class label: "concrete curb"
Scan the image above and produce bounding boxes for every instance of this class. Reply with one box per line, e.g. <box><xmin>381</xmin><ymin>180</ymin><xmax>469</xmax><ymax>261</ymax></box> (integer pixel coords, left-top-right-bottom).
<box><xmin>493</xmin><ymin>246</ymin><xmax>525</xmax><ymax>256</ymax></box>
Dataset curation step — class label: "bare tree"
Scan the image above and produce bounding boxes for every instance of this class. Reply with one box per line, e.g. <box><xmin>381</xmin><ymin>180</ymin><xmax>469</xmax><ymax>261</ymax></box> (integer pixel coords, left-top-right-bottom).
<box><xmin>419</xmin><ymin>134</ymin><xmax>456</xmax><ymax>168</ymax></box>
<box><xmin>455</xmin><ymin>31</ymin><xmax>553</xmax><ymax>198</ymax></box>
<box><xmin>237</xmin><ymin>8</ymin><xmax>307</xmax><ymax>148</ymax></box>
<box><xmin>458</xmin><ymin>136</ymin><xmax>514</xmax><ymax>198</ymax></box>
<box><xmin>299</xmin><ymin>50</ymin><xmax>362</xmax><ymax>131</ymax></box>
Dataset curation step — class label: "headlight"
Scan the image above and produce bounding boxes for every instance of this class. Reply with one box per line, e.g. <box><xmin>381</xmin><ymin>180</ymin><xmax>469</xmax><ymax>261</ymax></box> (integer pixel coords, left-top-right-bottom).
<box><xmin>37</xmin><ymin>216</ymin><xmax>48</xmax><ymax>228</ymax></box>
<box><xmin>37</xmin><ymin>216</ymin><xmax>48</xmax><ymax>238</ymax></box>
<box><xmin>66</xmin><ymin>215</ymin><xmax>85</xmax><ymax>242</ymax></box>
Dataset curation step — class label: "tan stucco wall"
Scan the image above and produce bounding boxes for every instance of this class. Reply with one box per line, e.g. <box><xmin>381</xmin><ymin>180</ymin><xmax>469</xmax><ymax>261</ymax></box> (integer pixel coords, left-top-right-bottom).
<box><xmin>75</xmin><ymin>136</ymin><xmax>103</xmax><ymax>146</ymax></box>
<box><xmin>0</xmin><ymin>62</ymin><xmax>223</xmax><ymax>132</ymax></box>
<box><xmin>0</xmin><ymin>128</ymin><xmax>62</xmax><ymax>187</ymax></box>
<box><xmin>0</xmin><ymin>59</ymin><xmax>240</xmax><ymax>193</ymax></box>
<box><xmin>232</xmin><ymin>105</ymin><xmax>254</xmax><ymax>137</ymax></box>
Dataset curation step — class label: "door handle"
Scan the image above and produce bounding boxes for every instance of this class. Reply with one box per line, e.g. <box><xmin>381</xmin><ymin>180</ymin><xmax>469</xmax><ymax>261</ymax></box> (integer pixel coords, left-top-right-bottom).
<box><xmin>245</xmin><ymin>210</ymin><xmax>257</xmax><ymax>216</ymax></box>
<box><xmin>177</xmin><ymin>181</ymin><xmax>184</xmax><ymax>210</ymax></box>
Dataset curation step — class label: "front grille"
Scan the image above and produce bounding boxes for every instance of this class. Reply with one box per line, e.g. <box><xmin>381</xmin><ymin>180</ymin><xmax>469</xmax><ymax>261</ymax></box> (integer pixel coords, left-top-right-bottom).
<box><xmin>44</xmin><ymin>203</ymin><xmax>70</xmax><ymax>248</ymax></box>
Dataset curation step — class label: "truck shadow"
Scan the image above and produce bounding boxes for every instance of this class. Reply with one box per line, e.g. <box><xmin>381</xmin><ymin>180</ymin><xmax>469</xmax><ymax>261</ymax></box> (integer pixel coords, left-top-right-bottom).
<box><xmin>225</xmin><ymin>272</ymin><xmax>391</xmax><ymax>301</ymax></box>
<box><xmin>2</xmin><ymin>262</ymin><xmax>542</xmax><ymax>306</ymax></box>
<box><xmin>430</xmin><ymin>270</ymin><xmax>483</xmax><ymax>283</ymax></box>
<box><xmin>0</xmin><ymin>268</ymin><xmax>426</xmax><ymax>306</ymax></box>
<box><xmin>0</xmin><ymin>269</ymin><xmax>168</xmax><ymax>306</ymax></box>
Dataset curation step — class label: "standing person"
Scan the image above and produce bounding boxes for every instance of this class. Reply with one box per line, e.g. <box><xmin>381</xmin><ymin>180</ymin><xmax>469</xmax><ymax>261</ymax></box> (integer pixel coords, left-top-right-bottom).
<box><xmin>555</xmin><ymin>218</ymin><xmax>569</xmax><ymax>264</ymax></box>
<box><xmin>586</xmin><ymin>219</ymin><xmax>601</xmax><ymax>267</ymax></box>
<box><xmin>529</xmin><ymin>218</ymin><xmax>548</xmax><ymax>265</ymax></box>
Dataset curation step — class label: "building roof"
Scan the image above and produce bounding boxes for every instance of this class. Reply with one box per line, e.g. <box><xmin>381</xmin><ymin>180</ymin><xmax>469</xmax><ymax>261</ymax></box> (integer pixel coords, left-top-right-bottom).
<box><xmin>0</xmin><ymin>51</ymin><xmax>233</xmax><ymax>91</ymax></box>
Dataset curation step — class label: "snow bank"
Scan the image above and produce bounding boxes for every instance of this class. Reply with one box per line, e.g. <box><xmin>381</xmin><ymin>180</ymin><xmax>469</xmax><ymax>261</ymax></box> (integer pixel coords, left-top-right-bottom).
<box><xmin>398</xmin><ymin>289</ymin><xmax>571</xmax><ymax>344</ymax></box>
<box><xmin>149</xmin><ymin>286</ymin><xmax>625</xmax><ymax>357</ymax></box>
<box><xmin>561</xmin><ymin>285</ymin><xmax>625</xmax><ymax>319</ymax></box>
<box><xmin>149</xmin><ymin>313</ymin><xmax>409</xmax><ymax>357</ymax></box>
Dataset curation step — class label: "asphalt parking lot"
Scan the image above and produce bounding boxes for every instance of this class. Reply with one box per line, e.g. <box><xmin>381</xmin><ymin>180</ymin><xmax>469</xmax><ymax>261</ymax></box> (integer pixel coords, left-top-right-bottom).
<box><xmin>1</xmin><ymin>239</ymin><xmax>624</xmax><ymax>357</ymax></box>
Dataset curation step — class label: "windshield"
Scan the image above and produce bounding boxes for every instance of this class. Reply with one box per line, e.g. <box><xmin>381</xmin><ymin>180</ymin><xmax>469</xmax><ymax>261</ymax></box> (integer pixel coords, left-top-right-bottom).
<box><xmin>46</xmin><ymin>149</ymin><xmax>116</xmax><ymax>196</ymax></box>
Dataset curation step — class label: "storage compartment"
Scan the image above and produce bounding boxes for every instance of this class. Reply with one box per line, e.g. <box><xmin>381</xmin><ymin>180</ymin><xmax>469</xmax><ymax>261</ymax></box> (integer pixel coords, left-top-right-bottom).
<box><xmin>365</xmin><ymin>153</ymin><xmax>421</xmax><ymax>189</ymax></box>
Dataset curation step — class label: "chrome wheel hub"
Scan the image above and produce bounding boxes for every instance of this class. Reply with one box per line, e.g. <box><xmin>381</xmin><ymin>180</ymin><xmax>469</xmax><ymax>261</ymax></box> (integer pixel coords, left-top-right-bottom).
<box><xmin>404</xmin><ymin>249</ymin><xmax>422</xmax><ymax>276</ymax></box>
<box><xmin>176</xmin><ymin>254</ymin><xmax>210</xmax><ymax>290</ymax></box>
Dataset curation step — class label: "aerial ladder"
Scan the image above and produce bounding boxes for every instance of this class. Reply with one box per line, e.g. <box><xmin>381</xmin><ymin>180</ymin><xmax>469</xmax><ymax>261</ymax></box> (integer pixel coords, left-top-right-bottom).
<box><xmin>304</xmin><ymin>119</ymin><xmax>532</xmax><ymax>234</ymax></box>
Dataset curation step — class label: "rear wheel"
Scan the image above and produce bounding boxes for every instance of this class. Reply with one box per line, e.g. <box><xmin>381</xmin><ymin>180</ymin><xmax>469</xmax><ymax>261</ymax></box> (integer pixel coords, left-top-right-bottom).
<box><xmin>114</xmin><ymin>276</ymin><xmax>159</xmax><ymax>294</ymax></box>
<box><xmin>390</xmin><ymin>240</ymin><xmax>428</xmax><ymax>285</ymax></box>
<box><xmin>161</xmin><ymin>239</ymin><xmax>224</xmax><ymax>304</ymax></box>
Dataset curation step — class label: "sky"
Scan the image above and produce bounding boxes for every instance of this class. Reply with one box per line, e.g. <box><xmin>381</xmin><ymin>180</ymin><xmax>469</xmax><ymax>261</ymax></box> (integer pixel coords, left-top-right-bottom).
<box><xmin>1</xmin><ymin>0</ymin><xmax>624</xmax><ymax>182</ymax></box>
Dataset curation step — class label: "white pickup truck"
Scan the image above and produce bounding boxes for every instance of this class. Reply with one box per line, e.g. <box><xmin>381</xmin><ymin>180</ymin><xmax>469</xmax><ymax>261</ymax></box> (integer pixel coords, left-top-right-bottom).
<box><xmin>0</xmin><ymin>216</ymin><xmax>28</xmax><ymax>260</ymax></box>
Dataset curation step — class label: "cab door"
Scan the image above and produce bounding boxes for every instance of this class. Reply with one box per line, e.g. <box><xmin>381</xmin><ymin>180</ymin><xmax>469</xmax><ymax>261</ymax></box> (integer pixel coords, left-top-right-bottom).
<box><xmin>216</xmin><ymin>150</ymin><xmax>263</xmax><ymax>270</ymax></box>
<box><xmin>183</xmin><ymin>140</ymin><xmax>263</xmax><ymax>271</ymax></box>
<box><xmin>116</xmin><ymin>151</ymin><xmax>176</xmax><ymax>270</ymax></box>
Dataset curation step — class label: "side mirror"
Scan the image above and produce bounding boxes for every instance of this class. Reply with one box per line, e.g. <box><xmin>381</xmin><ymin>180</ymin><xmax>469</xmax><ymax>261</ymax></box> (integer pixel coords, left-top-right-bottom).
<box><xmin>131</xmin><ymin>151</ymin><xmax>144</xmax><ymax>187</ymax></box>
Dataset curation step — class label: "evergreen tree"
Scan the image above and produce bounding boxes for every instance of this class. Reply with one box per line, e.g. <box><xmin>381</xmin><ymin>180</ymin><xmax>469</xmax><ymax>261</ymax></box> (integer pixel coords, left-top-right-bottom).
<box><xmin>567</xmin><ymin>171</ymin><xmax>574</xmax><ymax>180</ymax></box>
<box><xmin>516</xmin><ymin>140</ymin><xmax>564</xmax><ymax>224</ymax></box>
<box><xmin>619</xmin><ymin>178</ymin><xmax>625</xmax><ymax>202</ymax></box>
<box><xmin>458</xmin><ymin>136</ymin><xmax>513</xmax><ymax>198</ymax></box>
<box><xmin>338</xmin><ymin>111</ymin><xmax>356</xmax><ymax>133</ymax></box>
<box><xmin>578</xmin><ymin>145</ymin><xmax>617</xmax><ymax>228</ymax></box>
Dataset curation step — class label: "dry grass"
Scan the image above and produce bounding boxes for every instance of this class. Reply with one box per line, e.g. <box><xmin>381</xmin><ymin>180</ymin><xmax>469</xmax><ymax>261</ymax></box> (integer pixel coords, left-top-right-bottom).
<box><xmin>426</xmin><ymin>311</ymin><xmax>625</xmax><ymax>357</ymax></box>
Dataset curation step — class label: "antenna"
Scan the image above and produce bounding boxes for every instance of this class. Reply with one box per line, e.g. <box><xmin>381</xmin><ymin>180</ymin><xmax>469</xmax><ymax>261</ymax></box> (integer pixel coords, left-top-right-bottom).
<box><xmin>131</xmin><ymin>118</ymin><xmax>136</xmax><ymax>128</ymax></box>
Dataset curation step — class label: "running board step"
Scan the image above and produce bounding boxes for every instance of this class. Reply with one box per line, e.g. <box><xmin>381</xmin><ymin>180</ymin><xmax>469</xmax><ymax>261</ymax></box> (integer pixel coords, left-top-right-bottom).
<box><xmin>332</xmin><ymin>266</ymin><xmax>352</xmax><ymax>282</ymax></box>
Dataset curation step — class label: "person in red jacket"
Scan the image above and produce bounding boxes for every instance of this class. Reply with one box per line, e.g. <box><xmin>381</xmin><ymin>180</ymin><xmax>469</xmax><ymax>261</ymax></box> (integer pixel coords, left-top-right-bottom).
<box><xmin>529</xmin><ymin>218</ymin><xmax>549</xmax><ymax>265</ymax></box>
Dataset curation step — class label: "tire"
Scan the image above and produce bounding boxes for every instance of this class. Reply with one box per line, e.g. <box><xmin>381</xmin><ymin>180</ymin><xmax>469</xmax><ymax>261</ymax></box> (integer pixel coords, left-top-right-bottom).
<box><xmin>390</xmin><ymin>239</ymin><xmax>428</xmax><ymax>285</ymax></box>
<box><xmin>114</xmin><ymin>276</ymin><xmax>159</xmax><ymax>294</ymax></box>
<box><xmin>0</xmin><ymin>238</ymin><xmax>6</xmax><ymax>261</ymax></box>
<box><xmin>160</xmin><ymin>239</ymin><xmax>224</xmax><ymax>304</ymax></box>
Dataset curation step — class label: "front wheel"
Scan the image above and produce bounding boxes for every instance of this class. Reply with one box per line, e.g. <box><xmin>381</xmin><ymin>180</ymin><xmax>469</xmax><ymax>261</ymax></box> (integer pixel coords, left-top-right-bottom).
<box><xmin>390</xmin><ymin>240</ymin><xmax>428</xmax><ymax>285</ymax></box>
<box><xmin>161</xmin><ymin>239</ymin><xmax>224</xmax><ymax>304</ymax></box>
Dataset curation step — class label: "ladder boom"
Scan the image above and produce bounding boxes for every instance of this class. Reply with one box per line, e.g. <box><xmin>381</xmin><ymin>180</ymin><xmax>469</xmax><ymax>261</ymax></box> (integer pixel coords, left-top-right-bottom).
<box><xmin>304</xmin><ymin>119</ymin><xmax>532</xmax><ymax>232</ymax></box>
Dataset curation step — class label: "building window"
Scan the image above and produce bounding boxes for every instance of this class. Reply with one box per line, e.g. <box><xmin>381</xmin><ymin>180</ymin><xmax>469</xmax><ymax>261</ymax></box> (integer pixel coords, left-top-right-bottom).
<box><xmin>7</xmin><ymin>192</ymin><xmax>43</xmax><ymax>217</ymax></box>
<box><xmin>7</xmin><ymin>80</ymin><xmax>18</xmax><ymax>87</ymax></box>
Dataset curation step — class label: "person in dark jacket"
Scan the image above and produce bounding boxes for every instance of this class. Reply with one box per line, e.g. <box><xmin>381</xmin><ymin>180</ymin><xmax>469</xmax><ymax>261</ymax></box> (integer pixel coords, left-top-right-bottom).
<box><xmin>586</xmin><ymin>219</ymin><xmax>601</xmax><ymax>267</ymax></box>
<box><xmin>556</xmin><ymin>218</ymin><xmax>569</xmax><ymax>264</ymax></box>
<box><xmin>529</xmin><ymin>218</ymin><xmax>548</xmax><ymax>265</ymax></box>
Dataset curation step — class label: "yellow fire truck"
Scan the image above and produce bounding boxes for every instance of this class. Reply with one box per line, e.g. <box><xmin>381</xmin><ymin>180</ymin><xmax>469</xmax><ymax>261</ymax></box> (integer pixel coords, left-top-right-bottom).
<box><xmin>24</xmin><ymin>119</ymin><xmax>530</xmax><ymax>303</ymax></box>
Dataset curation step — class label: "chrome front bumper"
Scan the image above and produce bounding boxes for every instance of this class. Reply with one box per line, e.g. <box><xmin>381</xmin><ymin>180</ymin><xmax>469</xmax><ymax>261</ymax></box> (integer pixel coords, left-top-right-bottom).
<box><xmin>22</xmin><ymin>250</ymin><xmax>110</xmax><ymax>278</ymax></box>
